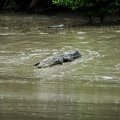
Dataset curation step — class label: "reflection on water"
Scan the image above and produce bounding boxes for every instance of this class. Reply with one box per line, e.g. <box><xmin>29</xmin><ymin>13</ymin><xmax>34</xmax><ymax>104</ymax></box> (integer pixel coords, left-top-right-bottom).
<box><xmin>0</xmin><ymin>13</ymin><xmax>120</xmax><ymax>120</ymax></box>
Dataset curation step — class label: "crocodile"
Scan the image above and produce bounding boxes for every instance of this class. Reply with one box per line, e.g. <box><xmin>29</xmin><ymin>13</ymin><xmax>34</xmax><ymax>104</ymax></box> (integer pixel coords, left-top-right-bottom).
<box><xmin>34</xmin><ymin>50</ymin><xmax>81</xmax><ymax>68</ymax></box>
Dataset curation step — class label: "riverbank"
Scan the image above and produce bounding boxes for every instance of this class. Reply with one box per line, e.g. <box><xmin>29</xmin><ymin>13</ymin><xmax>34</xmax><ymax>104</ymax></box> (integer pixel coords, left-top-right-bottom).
<box><xmin>0</xmin><ymin>11</ymin><xmax>120</xmax><ymax>26</ymax></box>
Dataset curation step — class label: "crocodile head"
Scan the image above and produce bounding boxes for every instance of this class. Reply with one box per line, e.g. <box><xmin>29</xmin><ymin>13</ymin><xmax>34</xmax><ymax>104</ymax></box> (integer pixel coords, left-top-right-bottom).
<box><xmin>71</xmin><ymin>50</ymin><xmax>81</xmax><ymax>59</ymax></box>
<box><xmin>64</xmin><ymin>50</ymin><xmax>81</xmax><ymax>59</ymax></box>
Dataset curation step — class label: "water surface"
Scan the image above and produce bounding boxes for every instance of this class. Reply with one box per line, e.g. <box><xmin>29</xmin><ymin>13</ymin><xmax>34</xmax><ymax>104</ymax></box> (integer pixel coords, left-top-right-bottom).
<box><xmin>0</xmin><ymin>13</ymin><xmax>120</xmax><ymax>120</ymax></box>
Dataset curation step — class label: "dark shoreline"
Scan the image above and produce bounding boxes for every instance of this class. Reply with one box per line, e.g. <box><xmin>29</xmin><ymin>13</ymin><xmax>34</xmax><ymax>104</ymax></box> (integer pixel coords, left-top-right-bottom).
<box><xmin>0</xmin><ymin>10</ymin><xmax>120</xmax><ymax>27</ymax></box>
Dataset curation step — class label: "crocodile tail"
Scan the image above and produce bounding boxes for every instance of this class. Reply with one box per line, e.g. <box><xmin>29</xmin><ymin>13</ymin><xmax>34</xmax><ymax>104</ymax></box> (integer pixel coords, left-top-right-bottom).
<box><xmin>33</xmin><ymin>62</ymin><xmax>40</xmax><ymax>66</ymax></box>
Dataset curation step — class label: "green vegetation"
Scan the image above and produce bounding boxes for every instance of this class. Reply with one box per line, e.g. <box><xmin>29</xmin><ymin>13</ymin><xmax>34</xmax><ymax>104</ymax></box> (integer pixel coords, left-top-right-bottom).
<box><xmin>53</xmin><ymin>0</ymin><xmax>119</xmax><ymax>10</ymax></box>
<box><xmin>0</xmin><ymin>0</ymin><xmax>120</xmax><ymax>24</ymax></box>
<box><xmin>1</xmin><ymin>0</ymin><xmax>119</xmax><ymax>11</ymax></box>
<box><xmin>0</xmin><ymin>0</ymin><xmax>119</xmax><ymax>12</ymax></box>
<box><xmin>53</xmin><ymin>0</ymin><xmax>120</xmax><ymax>23</ymax></box>
<box><xmin>53</xmin><ymin>0</ymin><xmax>82</xmax><ymax>10</ymax></box>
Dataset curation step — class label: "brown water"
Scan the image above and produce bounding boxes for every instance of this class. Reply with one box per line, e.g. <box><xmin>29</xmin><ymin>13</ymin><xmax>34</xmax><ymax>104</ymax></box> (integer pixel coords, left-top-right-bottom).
<box><xmin>0</xmin><ymin>13</ymin><xmax>120</xmax><ymax>120</ymax></box>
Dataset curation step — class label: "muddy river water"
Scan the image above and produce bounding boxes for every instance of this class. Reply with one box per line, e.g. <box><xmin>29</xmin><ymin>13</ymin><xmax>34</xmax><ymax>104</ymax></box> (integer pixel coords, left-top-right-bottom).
<box><xmin>0</xmin><ymin>13</ymin><xmax>120</xmax><ymax>120</ymax></box>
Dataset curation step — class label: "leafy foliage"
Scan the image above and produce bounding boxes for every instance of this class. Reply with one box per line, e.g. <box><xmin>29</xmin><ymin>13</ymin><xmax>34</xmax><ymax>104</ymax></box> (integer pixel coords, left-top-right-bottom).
<box><xmin>52</xmin><ymin>0</ymin><xmax>119</xmax><ymax>24</ymax></box>
<box><xmin>53</xmin><ymin>0</ymin><xmax>82</xmax><ymax>9</ymax></box>
<box><xmin>0</xmin><ymin>0</ymin><xmax>119</xmax><ymax>15</ymax></box>
<box><xmin>52</xmin><ymin>0</ymin><xmax>119</xmax><ymax>12</ymax></box>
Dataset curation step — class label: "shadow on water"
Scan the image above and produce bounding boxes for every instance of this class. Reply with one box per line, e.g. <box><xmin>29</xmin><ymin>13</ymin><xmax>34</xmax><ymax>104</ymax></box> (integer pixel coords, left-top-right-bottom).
<box><xmin>0</xmin><ymin>13</ymin><xmax>120</xmax><ymax>120</ymax></box>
